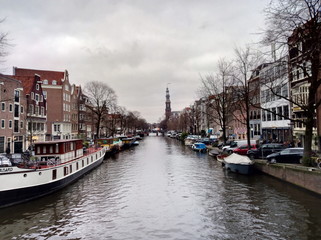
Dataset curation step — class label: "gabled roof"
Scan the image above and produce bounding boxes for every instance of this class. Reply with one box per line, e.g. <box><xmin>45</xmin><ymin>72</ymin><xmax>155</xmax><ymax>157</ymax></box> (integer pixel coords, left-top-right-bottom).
<box><xmin>0</xmin><ymin>73</ymin><xmax>22</xmax><ymax>84</ymax></box>
<box><xmin>13</xmin><ymin>67</ymin><xmax>66</xmax><ymax>85</ymax></box>
<box><xmin>9</xmin><ymin>75</ymin><xmax>38</xmax><ymax>94</ymax></box>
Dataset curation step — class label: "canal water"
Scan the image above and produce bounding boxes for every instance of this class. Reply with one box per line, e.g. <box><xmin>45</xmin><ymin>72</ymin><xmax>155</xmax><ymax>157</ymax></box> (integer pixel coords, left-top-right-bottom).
<box><xmin>1</xmin><ymin>135</ymin><xmax>321</xmax><ymax>240</ymax></box>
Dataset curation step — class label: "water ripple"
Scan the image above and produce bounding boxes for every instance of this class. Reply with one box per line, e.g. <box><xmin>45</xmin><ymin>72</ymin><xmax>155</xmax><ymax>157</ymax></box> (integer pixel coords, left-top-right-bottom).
<box><xmin>1</xmin><ymin>137</ymin><xmax>321</xmax><ymax>239</ymax></box>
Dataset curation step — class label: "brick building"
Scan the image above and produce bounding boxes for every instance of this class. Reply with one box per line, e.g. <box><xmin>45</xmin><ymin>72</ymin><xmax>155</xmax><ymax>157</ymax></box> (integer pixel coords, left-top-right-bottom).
<box><xmin>13</xmin><ymin>67</ymin><xmax>74</xmax><ymax>140</ymax></box>
<box><xmin>10</xmin><ymin>74</ymin><xmax>47</xmax><ymax>147</ymax></box>
<box><xmin>0</xmin><ymin>74</ymin><xmax>27</xmax><ymax>153</ymax></box>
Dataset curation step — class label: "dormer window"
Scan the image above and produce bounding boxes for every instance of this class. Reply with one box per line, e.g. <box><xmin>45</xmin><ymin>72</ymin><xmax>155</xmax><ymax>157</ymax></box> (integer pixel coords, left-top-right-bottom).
<box><xmin>36</xmin><ymin>84</ymin><xmax>39</xmax><ymax>90</ymax></box>
<box><xmin>43</xmin><ymin>80</ymin><xmax>48</xmax><ymax>84</ymax></box>
<box><xmin>52</xmin><ymin>80</ymin><xmax>57</xmax><ymax>85</ymax></box>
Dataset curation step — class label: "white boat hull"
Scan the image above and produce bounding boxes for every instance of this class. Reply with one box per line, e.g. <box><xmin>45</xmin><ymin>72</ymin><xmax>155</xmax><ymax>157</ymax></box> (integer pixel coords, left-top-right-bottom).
<box><xmin>0</xmin><ymin>148</ymin><xmax>106</xmax><ymax>208</ymax></box>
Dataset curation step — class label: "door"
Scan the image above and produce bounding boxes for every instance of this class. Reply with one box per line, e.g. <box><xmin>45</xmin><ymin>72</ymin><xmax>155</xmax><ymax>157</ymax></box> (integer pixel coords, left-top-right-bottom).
<box><xmin>14</xmin><ymin>141</ymin><xmax>23</xmax><ymax>153</ymax></box>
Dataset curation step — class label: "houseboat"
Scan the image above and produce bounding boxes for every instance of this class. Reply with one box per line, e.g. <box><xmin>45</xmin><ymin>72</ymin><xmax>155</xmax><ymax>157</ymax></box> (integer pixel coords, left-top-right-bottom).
<box><xmin>0</xmin><ymin>139</ymin><xmax>106</xmax><ymax>208</ymax></box>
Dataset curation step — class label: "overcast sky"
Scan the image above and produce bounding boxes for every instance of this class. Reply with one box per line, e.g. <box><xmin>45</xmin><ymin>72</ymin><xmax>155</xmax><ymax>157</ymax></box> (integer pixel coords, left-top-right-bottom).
<box><xmin>1</xmin><ymin>0</ymin><xmax>269</xmax><ymax>123</ymax></box>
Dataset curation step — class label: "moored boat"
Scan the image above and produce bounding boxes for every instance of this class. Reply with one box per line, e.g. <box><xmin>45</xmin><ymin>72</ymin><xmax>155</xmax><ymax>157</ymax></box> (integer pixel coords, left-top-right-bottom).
<box><xmin>222</xmin><ymin>153</ymin><xmax>254</xmax><ymax>175</ymax></box>
<box><xmin>208</xmin><ymin>149</ymin><xmax>219</xmax><ymax>157</ymax></box>
<box><xmin>191</xmin><ymin>142</ymin><xmax>207</xmax><ymax>153</ymax></box>
<box><xmin>0</xmin><ymin>139</ymin><xmax>106</xmax><ymax>208</ymax></box>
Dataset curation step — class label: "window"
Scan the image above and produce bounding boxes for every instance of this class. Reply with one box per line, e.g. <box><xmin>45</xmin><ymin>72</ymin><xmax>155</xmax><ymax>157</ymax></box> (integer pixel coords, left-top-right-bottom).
<box><xmin>14</xmin><ymin>104</ymin><xmax>19</xmax><ymax>117</ymax></box>
<box><xmin>284</xmin><ymin>105</ymin><xmax>289</xmax><ymax>119</ymax></box>
<box><xmin>14</xmin><ymin>120</ymin><xmax>19</xmax><ymax>132</ymax></box>
<box><xmin>14</xmin><ymin>90</ymin><xmax>19</xmax><ymax>102</ymax></box>
<box><xmin>0</xmin><ymin>136</ymin><xmax>5</xmax><ymax>153</ymax></box>
<box><xmin>36</xmin><ymin>84</ymin><xmax>39</xmax><ymax>90</ymax></box>
<box><xmin>1</xmin><ymin>119</ymin><xmax>5</xmax><ymax>128</ymax></box>
<box><xmin>54</xmin><ymin>124</ymin><xmax>60</xmax><ymax>132</ymax></box>
<box><xmin>35</xmin><ymin>94</ymin><xmax>39</xmax><ymax>101</ymax></box>
<box><xmin>9</xmin><ymin>104</ymin><xmax>13</xmax><ymax>112</ymax></box>
<box><xmin>282</xmin><ymin>84</ymin><xmax>288</xmax><ymax>98</ymax></box>
<box><xmin>52</xmin><ymin>169</ymin><xmax>57</xmax><ymax>180</ymax></box>
<box><xmin>272</xmin><ymin>108</ymin><xmax>276</xmax><ymax>121</ymax></box>
<box><xmin>1</xmin><ymin>102</ymin><xmax>5</xmax><ymax>111</ymax></box>
<box><xmin>277</xmin><ymin>107</ymin><xmax>283</xmax><ymax>120</ymax></box>
<box><xmin>31</xmin><ymin>92</ymin><xmax>34</xmax><ymax>100</ymax></box>
<box><xmin>262</xmin><ymin>110</ymin><xmax>266</xmax><ymax>121</ymax></box>
<box><xmin>43</xmin><ymin>91</ymin><xmax>47</xmax><ymax>99</ymax></box>
<box><xmin>20</xmin><ymin>106</ymin><xmax>24</xmax><ymax>114</ymax></box>
<box><xmin>267</xmin><ymin>109</ymin><xmax>271</xmax><ymax>121</ymax></box>
<box><xmin>20</xmin><ymin>121</ymin><xmax>23</xmax><ymax>129</ymax></box>
<box><xmin>8</xmin><ymin>120</ymin><xmax>12</xmax><ymax>128</ymax></box>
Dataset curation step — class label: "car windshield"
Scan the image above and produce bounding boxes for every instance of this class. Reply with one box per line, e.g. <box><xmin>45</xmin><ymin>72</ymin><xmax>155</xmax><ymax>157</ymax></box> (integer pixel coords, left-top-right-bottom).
<box><xmin>281</xmin><ymin>149</ymin><xmax>291</xmax><ymax>154</ymax></box>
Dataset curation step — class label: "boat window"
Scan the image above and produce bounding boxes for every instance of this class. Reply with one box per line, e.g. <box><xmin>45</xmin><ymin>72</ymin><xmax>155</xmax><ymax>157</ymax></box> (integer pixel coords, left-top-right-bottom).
<box><xmin>82</xmin><ymin>160</ymin><xmax>84</xmax><ymax>167</ymax></box>
<box><xmin>64</xmin><ymin>167</ymin><xmax>68</xmax><ymax>176</ymax></box>
<box><xmin>76</xmin><ymin>162</ymin><xmax>79</xmax><ymax>170</ymax></box>
<box><xmin>37</xmin><ymin>146</ymin><xmax>40</xmax><ymax>154</ymax></box>
<box><xmin>23</xmin><ymin>174</ymin><xmax>27</xmax><ymax>177</ymax></box>
<box><xmin>43</xmin><ymin>146</ymin><xmax>46</xmax><ymax>154</ymax></box>
<box><xmin>91</xmin><ymin>156</ymin><xmax>93</xmax><ymax>162</ymax></box>
<box><xmin>69</xmin><ymin>165</ymin><xmax>72</xmax><ymax>173</ymax></box>
<box><xmin>52</xmin><ymin>169</ymin><xmax>57</xmax><ymax>180</ymax></box>
<box><xmin>71</xmin><ymin>142</ymin><xmax>74</xmax><ymax>150</ymax></box>
<box><xmin>87</xmin><ymin>158</ymin><xmax>89</xmax><ymax>165</ymax></box>
<box><xmin>55</xmin><ymin>144</ymin><xmax>59</xmax><ymax>153</ymax></box>
<box><xmin>50</xmin><ymin>146</ymin><xmax>53</xmax><ymax>153</ymax></box>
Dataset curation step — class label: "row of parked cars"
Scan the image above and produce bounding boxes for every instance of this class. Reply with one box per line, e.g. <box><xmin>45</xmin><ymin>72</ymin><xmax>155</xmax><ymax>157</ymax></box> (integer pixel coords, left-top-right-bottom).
<box><xmin>221</xmin><ymin>140</ymin><xmax>308</xmax><ymax>164</ymax></box>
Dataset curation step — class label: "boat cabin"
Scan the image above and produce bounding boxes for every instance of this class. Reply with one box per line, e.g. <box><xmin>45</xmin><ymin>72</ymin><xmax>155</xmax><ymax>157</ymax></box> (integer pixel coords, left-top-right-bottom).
<box><xmin>34</xmin><ymin>139</ymin><xmax>83</xmax><ymax>164</ymax></box>
<box><xmin>96</xmin><ymin>138</ymin><xmax>114</xmax><ymax>147</ymax></box>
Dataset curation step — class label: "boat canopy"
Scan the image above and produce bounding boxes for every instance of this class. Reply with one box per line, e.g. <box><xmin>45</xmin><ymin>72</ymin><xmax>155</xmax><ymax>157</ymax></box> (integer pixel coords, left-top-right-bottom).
<box><xmin>223</xmin><ymin>153</ymin><xmax>253</xmax><ymax>165</ymax></box>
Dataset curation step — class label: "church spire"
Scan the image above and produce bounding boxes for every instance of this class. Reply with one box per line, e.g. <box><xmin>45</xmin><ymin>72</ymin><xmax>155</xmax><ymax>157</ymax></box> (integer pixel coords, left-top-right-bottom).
<box><xmin>165</xmin><ymin>87</ymin><xmax>171</xmax><ymax>119</ymax></box>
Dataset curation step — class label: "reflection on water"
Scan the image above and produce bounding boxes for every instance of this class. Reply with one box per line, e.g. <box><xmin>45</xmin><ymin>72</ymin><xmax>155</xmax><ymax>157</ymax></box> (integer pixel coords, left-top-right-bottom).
<box><xmin>0</xmin><ymin>136</ymin><xmax>321</xmax><ymax>240</ymax></box>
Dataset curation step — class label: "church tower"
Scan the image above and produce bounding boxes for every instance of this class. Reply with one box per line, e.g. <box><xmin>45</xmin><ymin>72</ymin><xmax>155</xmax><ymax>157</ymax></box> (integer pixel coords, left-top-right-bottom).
<box><xmin>165</xmin><ymin>87</ymin><xmax>171</xmax><ymax>119</ymax></box>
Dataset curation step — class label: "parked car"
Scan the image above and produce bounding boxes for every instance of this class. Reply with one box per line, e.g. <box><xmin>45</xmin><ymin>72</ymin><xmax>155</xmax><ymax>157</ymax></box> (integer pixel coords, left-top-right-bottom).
<box><xmin>247</xmin><ymin>143</ymin><xmax>285</xmax><ymax>159</ymax></box>
<box><xmin>266</xmin><ymin>148</ymin><xmax>304</xmax><ymax>163</ymax></box>
<box><xmin>233</xmin><ymin>144</ymin><xmax>258</xmax><ymax>155</ymax></box>
<box><xmin>223</xmin><ymin>140</ymin><xmax>257</xmax><ymax>153</ymax></box>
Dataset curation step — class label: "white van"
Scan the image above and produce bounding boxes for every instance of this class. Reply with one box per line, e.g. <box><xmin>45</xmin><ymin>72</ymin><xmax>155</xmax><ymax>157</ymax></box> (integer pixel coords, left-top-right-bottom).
<box><xmin>222</xmin><ymin>140</ymin><xmax>257</xmax><ymax>153</ymax></box>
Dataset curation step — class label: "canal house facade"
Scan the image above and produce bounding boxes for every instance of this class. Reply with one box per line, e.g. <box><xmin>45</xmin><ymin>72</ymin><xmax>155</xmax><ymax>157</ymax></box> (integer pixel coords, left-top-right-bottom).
<box><xmin>259</xmin><ymin>59</ymin><xmax>292</xmax><ymax>143</ymax></box>
<box><xmin>0</xmin><ymin>74</ymin><xmax>27</xmax><ymax>153</ymax></box>
<box><xmin>10</xmin><ymin>74</ymin><xmax>47</xmax><ymax>148</ymax></box>
<box><xmin>13</xmin><ymin>68</ymin><xmax>73</xmax><ymax>141</ymax></box>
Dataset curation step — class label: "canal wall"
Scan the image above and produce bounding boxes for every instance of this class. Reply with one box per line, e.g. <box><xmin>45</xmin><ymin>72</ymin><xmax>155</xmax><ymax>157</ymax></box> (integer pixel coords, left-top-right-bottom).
<box><xmin>254</xmin><ymin>160</ymin><xmax>321</xmax><ymax>195</ymax></box>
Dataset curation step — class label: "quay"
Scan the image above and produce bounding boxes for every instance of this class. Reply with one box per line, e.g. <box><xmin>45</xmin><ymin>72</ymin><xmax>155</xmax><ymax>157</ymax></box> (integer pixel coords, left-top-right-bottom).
<box><xmin>254</xmin><ymin>160</ymin><xmax>321</xmax><ymax>196</ymax></box>
<box><xmin>207</xmin><ymin>145</ymin><xmax>321</xmax><ymax>196</ymax></box>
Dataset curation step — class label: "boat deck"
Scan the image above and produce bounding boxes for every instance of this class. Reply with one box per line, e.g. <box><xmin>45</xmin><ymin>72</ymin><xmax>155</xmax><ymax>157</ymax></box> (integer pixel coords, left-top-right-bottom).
<box><xmin>15</xmin><ymin>146</ymin><xmax>104</xmax><ymax>170</ymax></box>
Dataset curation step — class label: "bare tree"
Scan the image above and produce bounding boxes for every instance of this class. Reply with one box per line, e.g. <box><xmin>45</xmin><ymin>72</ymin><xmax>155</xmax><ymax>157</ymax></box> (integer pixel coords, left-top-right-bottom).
<box><xmin>263</xmin><ymin>0</ymin><xmax>321</xmax><ymax>161</ymax></box>
<box><xmin>84</xmin><ymin>81</ymin><xmax>117</xmax><ymax>138</ymax></box>
<box><xmin>231</xmin><ymin>46</ymin><xmax>263</xmax><ymax>148</ymax></box>
<box><xmin>0</xmin><ymin>18</ymin><xmax>10</xmax><ymax>66</ymax></box>
<box><xmin>199</xmin><ymin>58</ymin><xmax>235</xmax><ymax>144</ymax></box>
